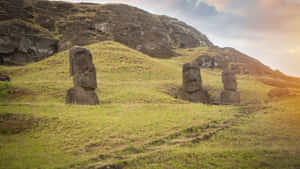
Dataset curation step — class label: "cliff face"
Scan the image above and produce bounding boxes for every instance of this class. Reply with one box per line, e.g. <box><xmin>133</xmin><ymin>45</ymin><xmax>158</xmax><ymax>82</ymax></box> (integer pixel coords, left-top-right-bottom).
<box><xmin>194</xmin><ymin>47</ymin><xmax>275</xmax><ymax>76</ymax></box>
<box><xmin>0</xmin><ymin>20</ymin><xmax>58</xmax><ymax>65</ymax></box>
<box><xmin>0</xmin><ymin>0</ymin><xmax>213</xmax><ymax>65</ymax></box>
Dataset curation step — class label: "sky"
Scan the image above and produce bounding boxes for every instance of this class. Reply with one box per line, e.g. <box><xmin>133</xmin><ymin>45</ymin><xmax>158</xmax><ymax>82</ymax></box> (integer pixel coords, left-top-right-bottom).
<box><xmin>53</xmin><ymin>0</ymin><xmax>300</xmax><ymax>77</ymax></box>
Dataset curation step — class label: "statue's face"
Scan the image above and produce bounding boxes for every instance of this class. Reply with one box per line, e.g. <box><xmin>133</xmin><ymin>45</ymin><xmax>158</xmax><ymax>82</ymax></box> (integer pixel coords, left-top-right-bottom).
<box><xmin>71</xmin><ymin>49</ymin><xmax>97</xmax><ymax>89</ymax></box>
<box><xmin>74</xmin><ymin>69</ymin><xmax>97</xmax><ymax>89</ymax></box>
<box><xmin>184</xmin><ymin>68</ymin><xmax>200</xmax><ymax>82</ymax></box>
<box><xmin>73</xmin><ymin>52</ymin><xmax>93</xmax><ymax>74</ymax></box>
<box><xmin>183</xmin><ymin>67</ymin><xmax>202</xmax><ymax>92</ymax></box>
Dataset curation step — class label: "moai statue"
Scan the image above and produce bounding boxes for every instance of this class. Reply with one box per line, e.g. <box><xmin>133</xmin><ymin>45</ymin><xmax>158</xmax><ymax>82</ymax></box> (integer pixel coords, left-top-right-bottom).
<box><xmin>66</xmin><ymin>46</ymin><xmax>99</xmax><ymax>105</ymax></box>
<box><xmin>220</xmin><ymin>70</ymin><xmax>240</xmax><ymax>105</ymax></box>
<box><xmin>182</xmin><ymin>62</ymin><xmax>210</xmax><ymax>103</ymax></box>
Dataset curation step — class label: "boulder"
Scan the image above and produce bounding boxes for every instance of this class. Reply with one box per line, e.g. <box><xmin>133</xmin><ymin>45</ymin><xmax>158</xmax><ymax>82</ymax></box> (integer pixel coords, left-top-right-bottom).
<box><xmin>66</xmin><ymin>46</ymin><xmax>99</xmax><ymax>105</ymax></box>
<box><xmin>194</xmin><ymin>54</ymin><xmax>221</xmax><ymax>69</ymax></box>
<box><xmin>182</xmin><ymin>62</ymin><xmax>210</xmax><ymax>103</ymax></box>
<box><xmin>0</xmin><ymin>20</ymin><xmax>58</xmax><ymax>65</ymax></box>
<box><xmin>0</xmin><ymin>74</ymin><xmax>10</xmax><ymax>81</ymax></box>
<box><xmin>222</xmin><ymin>71</ymin><xmax>237</xmax><ymax>91</ymax></box>
<box><xmin>220</xmin><ymin>90</ymin><xmax>240</xmax><ymax>105</ymax></box>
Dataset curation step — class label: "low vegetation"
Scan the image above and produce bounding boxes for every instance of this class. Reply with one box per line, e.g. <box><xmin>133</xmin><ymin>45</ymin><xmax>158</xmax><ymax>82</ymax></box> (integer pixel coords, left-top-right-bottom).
<box><xmin>0</xmin><ymin>41</ymin><xmax>299</xmax><ymax>169</ymax></box>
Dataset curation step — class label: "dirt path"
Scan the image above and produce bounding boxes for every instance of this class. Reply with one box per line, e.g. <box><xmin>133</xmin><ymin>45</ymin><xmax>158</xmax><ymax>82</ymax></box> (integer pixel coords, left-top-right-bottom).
<box><xmin>70</xmin><ymin>104</ymin><xmax>266</xmax><ymax>169</ymax></box>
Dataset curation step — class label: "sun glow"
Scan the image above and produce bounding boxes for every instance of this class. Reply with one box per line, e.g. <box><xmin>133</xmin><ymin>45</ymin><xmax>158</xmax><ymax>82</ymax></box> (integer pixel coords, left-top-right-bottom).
<box><xmin>288</xmin><ymin>49</ymin><xmax>297</xmax><ymax>54</ymax></box>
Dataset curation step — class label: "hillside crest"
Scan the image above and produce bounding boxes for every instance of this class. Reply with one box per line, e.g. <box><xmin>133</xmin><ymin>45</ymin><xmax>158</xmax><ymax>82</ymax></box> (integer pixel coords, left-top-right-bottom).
<box><xmin>0</xmin><ymin>0</ymin><xmax>213</xmax><ymax>64</ymax></box>
<box><xmin>1</xmin><ymin>0</ymin><xmax>299</xmax><ymax>84</ymax></box>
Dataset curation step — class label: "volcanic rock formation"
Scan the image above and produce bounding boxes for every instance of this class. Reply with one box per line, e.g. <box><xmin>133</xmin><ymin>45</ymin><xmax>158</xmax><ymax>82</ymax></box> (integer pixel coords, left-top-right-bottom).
<box><xmin>220</xmin><ymin>70</ymin><xmax>240</xmax><ymax>105</ymax></box>
<box><xmin>182</xmin><ymin>62</ymin><xmax>210</xmax><ymax>103</ymax></box>
<box><xmin>2</xmin><ymin>0</ymin><xmax>299</xmax><ymax>89</ymax></box>
<box><xmin>0</xmin><ymin>20</ymin><xmax>58</xmax><ymax>65</ymax></box>
<box><xmin>0</xmin><ymin>74</ymin><xmax>10</xmax><ymax>81</ymax></box>
<box><xmin>66</xmin><ymin>46</ymin><xmax>99</xmax><ymax>105</ymax></box>
<box><xmin>193</xmin><ymin>47</ymin><xmax>275</xmax><ymax>76</ymax></box>
<box><xmin>0</xmin><ymin>0</ymin><xmax>213</xmax><ymax>65</ymax></box>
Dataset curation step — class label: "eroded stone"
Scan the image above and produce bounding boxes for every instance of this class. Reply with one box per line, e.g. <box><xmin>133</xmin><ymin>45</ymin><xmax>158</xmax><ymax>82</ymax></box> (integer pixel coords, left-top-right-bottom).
<box><xmin>220</xmin><ymin>90</ymin><xmax>240</xmax><ymax>105</ymax></box>
<box><xmin>222</xmin><ymin>71</ymin><xmax>237</xmax><ymax>91</ymax></box>
<box><xmin>66</xmin><ymin>46</ymin><xmax>99</xmax><ymax>105</ymax></box>
<box><xmin>182</xmin><ymin>61</ymin><xmax>210</xmax><ymax>103</ymax></box>
<box><xmin>66</xmin><ymin>87</ymin><xmax>99</xmax><ymax>105</ymax></box>
<box><xmin>220</xmin><ymin>70</ymin><xmax>240</xmax><ymax>105</ymax></box>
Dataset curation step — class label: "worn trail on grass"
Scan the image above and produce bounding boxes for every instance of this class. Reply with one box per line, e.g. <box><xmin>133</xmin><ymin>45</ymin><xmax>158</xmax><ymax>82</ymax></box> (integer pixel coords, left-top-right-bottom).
<box><xmin>69</xmin><ymin>104</ymin><xmax>266</xmax><ymax>169</ymax></box>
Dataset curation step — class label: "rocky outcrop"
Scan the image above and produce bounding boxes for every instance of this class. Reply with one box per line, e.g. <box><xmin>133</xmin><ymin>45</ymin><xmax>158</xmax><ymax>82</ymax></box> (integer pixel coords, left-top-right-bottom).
<box><xmin>66</xmin><ymin>46</ymin><xmax>99</xmax><ymax>105</ymax></box>
<box><xmin>193</xmin><ymin>48</ymin><xmax>300</xmax><ymax>89</ymax></box>
<box><xmin>0</xmin><ymin>0</ymin><xmax>213</xmax><ymax>65</ymax></box>
<box><xmin>220</xmin><ymin>71</ymin><xmax>240</xmax><ymax>105</ymax></box>
<box><xmin>0</xmin><ymin>20</ymin><xmax>58</xmax><ymax>65</ymax></box>
<box><xmin>194</xmin><ymin>47</ymin><xmax>274</xmax><ymax>76</ymax></box>
<box><xmin>1</xmin><ymin>0</ymin><xmax>298</xmax><ymax>87</ymax></box>
<box><xmin>159</xmin><ymin>15</ymin><xmax>213</xmax><ymax>48</ymax></box>
<box><xmin>182</xmin><ymin>62</ymin><xmax>210</xmax><ymax>103</ymax></box>
<box><xmin>0</xmin><ymin>74</ymin><xmax>10</xmax><ymax>81</ymax></box>
<box><xmin>0</xmin><ymin>0</ymin><xmax>33</xmax><ymax>21</ymax></box>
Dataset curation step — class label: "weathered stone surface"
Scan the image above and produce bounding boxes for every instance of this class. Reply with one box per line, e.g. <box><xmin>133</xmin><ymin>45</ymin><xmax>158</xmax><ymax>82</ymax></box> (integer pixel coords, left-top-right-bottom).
<box><xmin>73</xmin><ymin>67</ymin><xmax>97</xmax><ymax>89</ymax></box>
<box><xmin>66</xmin><ymin>46</ymin><xmax>99</xmax><ymax>105</ymax></box>
<box><xmin>182</xmin><ymin>90</ymin><xmax>210</xmax><ymax>104</ymax></box>
<box><xmin>0</xmin><ymin>0</ymin><xmax>33</xmax><ymax>21</ymax></box>
<box><xmin>183</xmin><ymin>62</ymin><xmax>202</xmax><ymax>92</ymax></box>
<box><xmin>194</xmin><ymin>47</ymin><xmax>275</xmax><ymax>77</ymax></box>
<box><xmin>35</xmin><ymin>15</ymin><xmax>56</xmax><ymax>31</ymax></box>
<box><xmin>194</xmin><ymin>54</ymin><xmax>220</xmax><ymax>68</ymax></box>
<box><xmin>220</xmin><ymin>90</ymin><xmax>240</xmax><ymax>105</ymax></box>
<box><xmin>220</xmin><ymin>70</ymin><xmax>240</xmax><ymax>105</ymax></box>
<box><xmin>0</xmin><ymin>20</ymin><xmax>58</xmax><ymax>65</ymax></box>
<box><xmin>222</xmin><ymin>71</ymin><xmax>237</xmax><ymax>91</ymax></box>
<box><xmin>69</xmin><ymin>46</ymin><xmax>97</xmax><ymax>89</ymax></box>
<box><xmin>1</xmin><ymin>0</ymin><xmax>213</xmax><ymax>62</ymax></box>
<box><xmin>0</xmin><ymin>74</ymin><xmax>10</xmax><ymax>81</ymax></box>
<box><xmin>69</xmin><ymin>46</ymin><xmax>94</xmax><ymax>75</ymax></box>
<box><xmin>66</xmin><ymin>87</ymin><xmax>99</xmax><ymax>105</ymax></box>
<box><xmin>1</xmin><ymin>0</ymin><xmax>298</xmax><ymax>89</ymax></box>
<box><xmin>182</xmin><ymin>62</ymin><xmax>210</xmax><ymax>103</ymax></box>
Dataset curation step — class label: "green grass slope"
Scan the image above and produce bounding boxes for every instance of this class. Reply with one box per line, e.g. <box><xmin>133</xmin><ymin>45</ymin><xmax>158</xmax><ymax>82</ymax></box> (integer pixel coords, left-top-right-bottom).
<box><xmin>124</xmin><ymin>97</ymin><xmax>300</xmax><ymax>169</ymax></box>
<box><xmin>0</xmin><ymin>41</ymin><xmax>298</xmax><ymax>169</ymax></box>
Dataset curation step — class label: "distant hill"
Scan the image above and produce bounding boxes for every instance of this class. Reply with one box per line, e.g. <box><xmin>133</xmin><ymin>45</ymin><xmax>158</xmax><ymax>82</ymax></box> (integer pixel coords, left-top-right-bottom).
<box><xmin>0</xmin><ymin>0</ymin><xmax>299</xmax><ymax>87</ymax></box>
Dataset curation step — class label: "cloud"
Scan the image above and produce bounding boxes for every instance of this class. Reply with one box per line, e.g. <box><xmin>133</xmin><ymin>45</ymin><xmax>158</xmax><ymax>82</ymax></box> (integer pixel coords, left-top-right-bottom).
<box><xmin>193</xmin><ymin>0</ymin><xmax>300</xmax><ymax>76</ymax></box>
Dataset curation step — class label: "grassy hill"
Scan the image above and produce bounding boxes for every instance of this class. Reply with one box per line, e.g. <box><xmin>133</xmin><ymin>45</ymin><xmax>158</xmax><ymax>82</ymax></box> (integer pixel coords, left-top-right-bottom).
<box><xmin>0</xmin><ymin>41</ymin><xmax>299</xmax><ymax>169</ymax></box>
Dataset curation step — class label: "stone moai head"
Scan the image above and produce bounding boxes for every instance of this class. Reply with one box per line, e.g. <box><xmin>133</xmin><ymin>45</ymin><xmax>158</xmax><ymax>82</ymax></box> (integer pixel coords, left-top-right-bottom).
<box><xmin>70</xmin><ymin>46</ymin><xmax>93</xmax><ymax>75</ymax></box>
<box><xmin>182</xmin><ymin>62</ymin><xmax>202</xmax><ymax>92</ymax></box>
<box><xmin>69</xmin><ymin>46</ymin><xmax>97</xmax><ymax>89</ymax></box>
<box><xmin>222</xmin><ymin>70</ymin><xmax>237</xmax><ymax>91</ymax></box>
<box><xmin>66</xmin><ymin>46</ymin><xmax>99</xmax><ymax>105</ymax></box>
<box><xmin>221</xmin><ymin>69</ymin><xmax>240</xmax><ymax>105</ymax></box>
